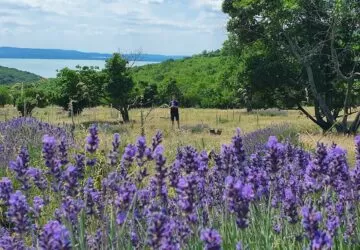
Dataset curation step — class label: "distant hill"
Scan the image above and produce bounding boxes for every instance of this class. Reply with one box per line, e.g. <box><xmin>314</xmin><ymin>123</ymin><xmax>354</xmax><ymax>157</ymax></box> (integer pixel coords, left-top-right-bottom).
<box><xmin>131</xmin><ymin>51</ymin><xmax>240</xmax><ymax>108</ymax></box>
<box><xmin>0</xmin><ymin>47</ymin><xmax>185</xmax><ymax>62</ymax></box>
<box><xmin>0</xmin><ymin>65</ymin><xmax>42</xmax><ymax>84</ymax></box>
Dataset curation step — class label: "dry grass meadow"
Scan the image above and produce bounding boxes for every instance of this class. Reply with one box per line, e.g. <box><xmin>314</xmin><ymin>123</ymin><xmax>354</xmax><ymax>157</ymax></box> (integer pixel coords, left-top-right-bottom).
<box><xmin>0</xmin><ymin>105</ymin><xmax>357</xmax><ymax>163</ymax></box>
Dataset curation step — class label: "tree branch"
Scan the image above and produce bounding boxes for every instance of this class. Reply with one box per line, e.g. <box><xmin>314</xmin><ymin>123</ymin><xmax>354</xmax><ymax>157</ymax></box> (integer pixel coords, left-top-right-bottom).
<box><xmin>297</xmin><ymin>103</ymin><xmax>328</xmax><ymax>129</ymax></box>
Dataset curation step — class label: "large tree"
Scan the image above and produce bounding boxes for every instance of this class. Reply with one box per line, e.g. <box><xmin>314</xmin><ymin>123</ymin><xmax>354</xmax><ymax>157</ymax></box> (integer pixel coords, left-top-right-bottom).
<box><xmin>55</xmin><ymin>66</ymin><xmax>106</xmax><ymax>115</ymax></box>
<box><xmin>223</xmin><ymin>0</ymin><xmax>360</xmax><ymax>133</ymax></box>
<box><xmin>104</xmin><ymin>53</ymin><xmax>134</xmax><ymax>123</ymax></box>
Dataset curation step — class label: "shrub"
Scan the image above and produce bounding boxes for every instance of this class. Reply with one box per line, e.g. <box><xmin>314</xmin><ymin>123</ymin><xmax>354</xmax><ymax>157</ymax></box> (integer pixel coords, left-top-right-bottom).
<box><xmin>0</xmin><ymin>117</ymin><xmax>72</xmax><ymax>170</ymax></box>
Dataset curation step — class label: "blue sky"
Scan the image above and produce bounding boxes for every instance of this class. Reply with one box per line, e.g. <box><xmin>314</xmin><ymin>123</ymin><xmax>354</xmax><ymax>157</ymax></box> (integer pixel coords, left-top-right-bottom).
<box><xmin>0</xmin><ymin>0</ymin><xmax>228</xmax><ymax>55</ymax></box>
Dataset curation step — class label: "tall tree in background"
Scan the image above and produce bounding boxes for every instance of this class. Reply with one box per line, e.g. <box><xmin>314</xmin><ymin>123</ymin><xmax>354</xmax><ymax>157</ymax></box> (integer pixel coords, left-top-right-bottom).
<box><xmin>223</xmin><ymin>0</ymin><xmax>360</xmax><ymax>133</ymax></box>
<box><xmin>55</xmin><ymin>66</ymin><xmax>105</xmax><ymax>115</ymax></box>
<box><xmin>104</xmin><ymin>53</ymin><xmax>134</xmax><ymax>123</ymax></box>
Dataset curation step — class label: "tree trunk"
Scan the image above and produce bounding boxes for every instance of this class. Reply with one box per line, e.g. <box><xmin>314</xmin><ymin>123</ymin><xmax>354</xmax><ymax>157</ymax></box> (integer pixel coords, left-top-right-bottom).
<box><xmin>120</xmin><ymin>107</ymin><xmax>130</xmax><ymax>123</ymax></box>
<box><xmin>348</xmin><ymin>112</ymin><xmax>360</xmax><ymax>135</ymax></box>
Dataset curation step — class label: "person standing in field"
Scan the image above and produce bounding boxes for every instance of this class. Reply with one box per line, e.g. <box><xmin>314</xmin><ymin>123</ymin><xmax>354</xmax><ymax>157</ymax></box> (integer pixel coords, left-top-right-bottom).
<box><xmin>170</xmin><ymin>96</ymin><xmax>180</xmax><ymax>129</ymax></box>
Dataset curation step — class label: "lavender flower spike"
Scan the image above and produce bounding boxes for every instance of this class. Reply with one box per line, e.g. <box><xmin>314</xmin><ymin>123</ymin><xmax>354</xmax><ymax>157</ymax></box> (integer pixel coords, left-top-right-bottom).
<box><xmin>39</xmin><ymin>220</ymin><xmax>71</xmax><ymax>250</ymax></box>
<box><xmin>86</xmin><ymin>124</ymin><xmax>99</xmax><ymax>154</ymax></box>
<box><xmin>0</xmin><ymin>177</ymin><xmax>13</xmax><ymax>205</ymax></box>
<box><xmin>42</xmin><ymin>135</ymin><xmax>62</xmax><ymax>183</ymax></box>
<box><xmin>86</xmin><ymin>124</ymin><xmax>99</xmax><ymax>167</ymax></box>
<box><xmin>7</xmin><ymin>190</ymin><xmax>31</xmax><ymax>234</ymax></box>
<box><xmin>200</xmin><ymin>228</ymin><xmax>222</xmax><ymax>250</ymax></box>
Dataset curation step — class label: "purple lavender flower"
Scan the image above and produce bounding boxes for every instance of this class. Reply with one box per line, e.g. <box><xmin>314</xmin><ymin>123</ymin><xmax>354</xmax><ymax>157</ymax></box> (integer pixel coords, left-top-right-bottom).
<box><xmin>325</xmin><ymin>202</ymin><xmax>340</xmax><ymax>237</ymax></box>
<box><xmin>42</xmin><ymin>135</ymin><xmax>62</xmax><ymax>190</ymax></box>
<box><xmin>343</xmin><ymin>202</ymin><xmax>356</xmax><ymax>242</ymax></box>
<box><xmin>86</xmin><ymin>124</ymin><xmax>99</xmax><ymax>166</ymax></box>
<box><xmin>59</xmin><ymin>136</ymin><xmax>69</xmax><ymax>165</ymax></box>
<box><xmin>136</xmin><ymin>136</ymin><xmax>147</xmax><ymax>164</ymax></box>
<box><xmin>39</xmin><ymin>220</ymin><xmax>71</xmax><ymax>250</ymax></box>
<box><xmin>61</xmin><ymin>165</ymin><xmax>79</xmax><ymax>197</ymax></box>
<box><xmin>301</xmin><ymin>205</ymin><xmax>332</xmax><ymax>249</ymax></box>
<box><xmin>169</xmin><ymin>159</ymin><xmax>181</xmax><ymax>188</ymax></box>
<box><xmin>0</xmin><ymin>177</ymin><xmax>13</xmax><ymax>205</ymax></box>
<box><xmin>246</xmin><ymin>153</ymin><xmax>268</xmax><ymax>198</ymax></box>
<box><xmin>180</xmin><ymin>146</ymin><xmax>200</xmax><ymax>175</ymax></box>
<box><xmin>43</xmin><ymin>135</ymin><xmax>58</xmax><ymax>167</ymax></box>
<box><xmin>60</xmin><ymin>197</ymin><xmax>84</xmax><ymax>226</ymax></box>
<box><xmin>103</xmin><ymin>171</ymin><xmax>121</xmax><ymax>193</ymax></box>
<box><xmin>197</xmin><ymin>151</ymin><xmax>210</xmax><ymax>225</ymax></box>
<box><xmin>312</xmin><ymin>231</ymin><xmax>332</xmax><ymax>249</ymax></box>
<box><xmin>136</xmin><ymin>136</ymin><xmax>150</xmax><ymax>182</ymax></box>
<box><xmin>84</xmin><ymin>178</ymin><xmax>103</xmax><ymax>216</ymax></box>
<box><xmin>236</xmin><ymin>241</ymin><xmax>243</xmax><ymax>250</ymax></box>
<box><xmin>0</xmin><ymin>233</ymin><xmax>26</xmax><ymax>250</ymax></box>
<box><xmin>301</xmin><ymin>205</ymin><xmax>322</xmax><ymax>238</ymax></box>
<box><xmin>224</xmin><ymin>176</ymin><xmax>254</xmax><ymax>228</ymax></box>
<box><xmin>273</xmin><ymin>222</ymin><xmax>282</xmax><ymax>234</ymax></box>
<box><xmin>120</xmin><ymin>144</ymin><xmax>137</xmax><ymax>180</ymax></box>
<box><xmin>200</xmin><ymin>228</ymin><xmax>222</xmax><ymax>250</ymax></box>
<box><xmin>230</xmin><ymin>128</ymin><xmax>246</xmax><ymax>176</ymax></box>
<box><xmin>146</xmin><ymin>211</ymin><xmax>179</xmax><ymax>250</ymax></box>
<box><xmin>7</xmin><ymin>190</ymin><xmax>31</xmax><ymax>234</ymax></box>
<box><xmin>108</xmin><ymin>133</ymin><xmax>121</xmax><ymax>166</ymax></box>
<box><xmin>265</xmin><ymin>136</ymin><xmax>285</xmax><ymax>179</ymax></box>
<box><xmin>150</xmin><ymin>145</ymin><xmax>168</xmax><ymax>205</ymax></box>
<box><xmin>86</xmin><ymin>124</ymin><xmax>99</xmax><ymax>154</ymax></box>
<box><xmin>87</xmin><ymin>229</ymin><xmax>103</xmax><ymax>250</ymax></box>
<box><xmin>74</xmin><ymin>153</ymin><xmax>86</xmax><ymax>179</ymax></box>
<box><xmin>32</xmin><ymin>196</ymin><xmax>45</xmax><ymax>218</ymax></box>
<box><xmin>136</xmin><ymin>189</ymin><xmax>151</xmax><ymax>217</ymax></box>
<box><xmin>282</xmin><ymin>187</ymin><xmax>299</xmax><ymax>223</ymax></box>
<box><xmin>177</xmin><ymin>175</ymin><xmax>198</xmax><ymax>224</ymax></box>
<box><xmin>26</xmin><ymin>167</ymin><xmax>48</xmax><ymax>190</ymax></box>
<box><xmin>115</xmin><ymin>182</ymin><xmax>137</xmax><ymax>225</ymax></box>
<box><xmin>152</xmin><ymin>130</ymin><xmax>163</xmax><ymax>151</ymax></box>
<box><xmin>9</xmin><ymin>147</ymin><xmax>30</xmax><ymax>190</ymax></box>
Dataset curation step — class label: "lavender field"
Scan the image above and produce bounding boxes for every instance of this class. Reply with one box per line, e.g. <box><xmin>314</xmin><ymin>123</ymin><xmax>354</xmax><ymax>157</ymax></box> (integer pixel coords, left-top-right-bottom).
<box><xmin>1</xmin><ymin>117</ymin><xmax>360</xmax><ymax>249</ymax></box>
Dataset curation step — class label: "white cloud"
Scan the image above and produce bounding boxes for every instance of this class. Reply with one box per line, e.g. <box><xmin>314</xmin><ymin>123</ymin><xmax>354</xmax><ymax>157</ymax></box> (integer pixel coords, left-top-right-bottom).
<box><xmin>0</xmin><ymin>0</ymin><xmax>81</xmax><ymax>15</ymax></box>
<box><xmin>138</xmin><ymin>0</ymin><xmax>165</xmax><ymax>4</ymax></box>
<box><xmin>0</xmin><ymin>0</ymin><xmax>228</xmax><ymax>55</ymax></box>
<box><xmin>193</xmin><ymin>0</ymin><xmax>223</xmax><ymax>11</ymax></box>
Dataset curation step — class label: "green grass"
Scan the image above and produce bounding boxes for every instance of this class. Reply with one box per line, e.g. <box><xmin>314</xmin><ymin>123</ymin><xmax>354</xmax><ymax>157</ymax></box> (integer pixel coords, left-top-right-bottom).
<box><xmin>1</xmin><ymin>105</ymin><xmax>357</xmax><ymax>161</ymax></box>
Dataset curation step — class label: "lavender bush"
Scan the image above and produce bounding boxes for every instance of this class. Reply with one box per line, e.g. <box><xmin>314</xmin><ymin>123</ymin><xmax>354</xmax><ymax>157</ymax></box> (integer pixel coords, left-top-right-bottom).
<box><xmin>1</xmin><ymin>125</ymin><xmax>360</xmax><ymax>249</ymax></box>
<box><xmin>0</xmin><ymin>117</ymin><xmax>72</xmax><ymax>170</ymax></box>
<box><xmin>242</xmin><ymin>123</ymin><xmax>298</xmax><ymax>154</ymax></box>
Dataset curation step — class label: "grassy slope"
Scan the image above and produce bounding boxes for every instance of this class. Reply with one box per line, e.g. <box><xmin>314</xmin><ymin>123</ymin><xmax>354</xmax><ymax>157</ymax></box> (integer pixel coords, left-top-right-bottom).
<box><xmin>131</xmin><ymin>55</ymin><xmax>240</xmax><ymax>107</ymax></box>
<box><xmin>0</xmin><ymin>65</ymin><xmax>42</xmax><ymax>85</ymax></box>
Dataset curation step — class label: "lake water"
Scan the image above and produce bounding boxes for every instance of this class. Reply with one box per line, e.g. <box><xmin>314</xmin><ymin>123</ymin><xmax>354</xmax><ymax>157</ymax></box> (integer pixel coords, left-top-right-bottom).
<box><xmin>0</xmin><ymin>58</ymin><xmax>158</xmax><ymax>78</ymax></box>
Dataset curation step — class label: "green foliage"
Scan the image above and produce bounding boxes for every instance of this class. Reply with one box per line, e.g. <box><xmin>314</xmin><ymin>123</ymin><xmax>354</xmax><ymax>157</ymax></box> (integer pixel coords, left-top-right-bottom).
<box><xmin>131</xmin><ymin>55</ymin><xmax>241</xmax><ymax>108</ymax></box>
<box><xmin>11</xmin><ymin>83</ymin><xmax>48</xmax><ymax>116</ymax></box>
<box><xmin>0</xmin><ymin>86</ymin><xmax>12</xmax><ymax>106</ymax></box>
<box><xmin>223</xmin><ymin>0</ymin><xmax>360</xmax><ymax>132</ymax></box>
<box><xmin>142</xmin><ymin>82</ymin><xmax>159</xmax><ymax>107</ymax></box>
<box><xmin>104</xmin><ymin>53</ymin><xmax>134</xmax><ymax>122</ymax></box>
<box><xmin>54</xmin><ymin>66</ymin><xmax>107</xmax><ymax>115</ymax></box>
<box><xmin>0</xmin><ymin>65</ymin><xmax>42</xmax><ymax>85</ymax></box>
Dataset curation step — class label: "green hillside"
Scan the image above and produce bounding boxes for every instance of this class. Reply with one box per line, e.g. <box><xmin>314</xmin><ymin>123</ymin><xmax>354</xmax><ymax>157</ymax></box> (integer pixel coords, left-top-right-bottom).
<box><xmin>131</xmin><ymin>53</ymin><xmax>241</xmax><ymax>108</ymax></box>
<box><xmin>0</xmin><ymin>65</ymin><xmax>42</xmax><ymax>85</ymax></box>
